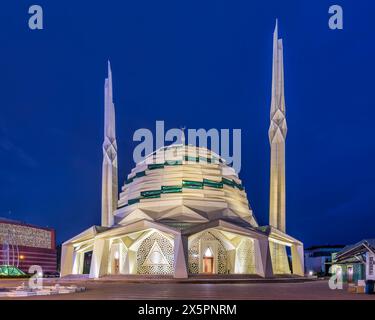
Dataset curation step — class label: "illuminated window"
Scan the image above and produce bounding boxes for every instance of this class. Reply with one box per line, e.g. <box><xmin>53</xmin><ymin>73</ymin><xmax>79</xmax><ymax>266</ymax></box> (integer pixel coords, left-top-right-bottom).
<box><xmin>204</xmin><ymin>247</ymin><xmax>213</xmax><ymax>258</ymax></box>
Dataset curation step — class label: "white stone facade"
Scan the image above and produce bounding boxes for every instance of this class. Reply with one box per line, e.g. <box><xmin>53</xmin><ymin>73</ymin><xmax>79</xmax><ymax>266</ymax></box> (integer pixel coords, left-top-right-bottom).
<box><xmin>61</xmin><ymin>21</ymin><xmax>304</xmax><ymax>279</ymax></box>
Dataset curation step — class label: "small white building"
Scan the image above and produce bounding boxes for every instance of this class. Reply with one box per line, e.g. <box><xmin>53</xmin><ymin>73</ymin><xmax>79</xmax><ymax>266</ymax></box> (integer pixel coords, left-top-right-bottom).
<box><xmin>332</xmin><ymin>239</ymin><xmax>375</xmax><ymax>283</ymax></box>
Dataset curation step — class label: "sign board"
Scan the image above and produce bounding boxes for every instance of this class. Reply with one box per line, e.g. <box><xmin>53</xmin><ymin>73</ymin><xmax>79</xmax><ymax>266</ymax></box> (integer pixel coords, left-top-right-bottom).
<box><xmin>0</xmin><ymin>222</ymin><xmax>52</xmax><ymax>249</ymax></box>
<box><xmin>366</xmin><ymin>252</ymin><xmax>375</xmax><ymax>280</ymax></box>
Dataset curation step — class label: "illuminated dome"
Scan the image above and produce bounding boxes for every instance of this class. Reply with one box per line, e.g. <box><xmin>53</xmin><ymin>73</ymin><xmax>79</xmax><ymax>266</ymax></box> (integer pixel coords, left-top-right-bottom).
<box><xmin>114</xmin><ymin>144</ymin><xmax>258</xmax><ymax>228</ymax></box>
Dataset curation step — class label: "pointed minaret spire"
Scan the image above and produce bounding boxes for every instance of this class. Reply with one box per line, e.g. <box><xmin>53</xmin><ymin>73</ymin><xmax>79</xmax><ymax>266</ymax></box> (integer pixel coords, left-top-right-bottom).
<box><xmin>104</xmin><ymin>61</ymin><xmax>116</xmax><ymax>139</ymax></box>
<box><xmin>268</xmin><ymin>20</ymin><xmax>287</xmax><ymax>232</ymax></box>
<box><xmin>101</xmin><ymin>60</ymin><xmax>118</xmax><ymax>227</ymax></box>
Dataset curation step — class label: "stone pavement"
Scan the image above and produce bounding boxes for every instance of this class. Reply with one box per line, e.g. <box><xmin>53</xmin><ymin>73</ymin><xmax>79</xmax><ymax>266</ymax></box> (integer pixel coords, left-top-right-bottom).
<box><xmin>0</xmin><ymin>278</ymin><xmax>374</xmax><ymax>300</ymax></box>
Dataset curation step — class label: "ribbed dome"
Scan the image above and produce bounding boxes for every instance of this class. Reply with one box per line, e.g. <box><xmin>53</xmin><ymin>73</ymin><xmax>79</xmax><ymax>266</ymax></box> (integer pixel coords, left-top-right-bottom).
<box><xmin>114</xmin><ymin>145</ymin><xmax>258</xmax><ymax>228</ymax></box>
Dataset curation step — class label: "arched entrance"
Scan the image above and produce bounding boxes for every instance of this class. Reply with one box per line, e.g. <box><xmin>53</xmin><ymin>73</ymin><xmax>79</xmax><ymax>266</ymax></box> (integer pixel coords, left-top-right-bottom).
<box><xmin>188</xmin><ymin>230</ymin><xmax>228</xmax><ymax>274</ymax></box>
<box><xmin>203</xmin><ymin>247</ymin><xmax>214</xmax><ymax>274</ymax></box>
<box><xmin>113</xmin><ymin>251</ymin><xmax>120</xmax><ymax>274</ymax></box>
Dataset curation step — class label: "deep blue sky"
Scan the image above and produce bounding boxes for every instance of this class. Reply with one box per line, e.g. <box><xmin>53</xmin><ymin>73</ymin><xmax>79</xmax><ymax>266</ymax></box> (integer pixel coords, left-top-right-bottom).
<box><xmin>0</xmin><ymin>0</ymin><xmax>374</xmax><ymax>247</ymax></box>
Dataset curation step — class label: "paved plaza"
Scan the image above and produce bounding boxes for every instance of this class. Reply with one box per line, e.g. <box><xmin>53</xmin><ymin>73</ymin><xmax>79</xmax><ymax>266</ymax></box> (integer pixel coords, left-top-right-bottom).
<box><xmin>0</xmin><ymin>278</ymin><xmax>374</xmax><ymax>300</ymax></box>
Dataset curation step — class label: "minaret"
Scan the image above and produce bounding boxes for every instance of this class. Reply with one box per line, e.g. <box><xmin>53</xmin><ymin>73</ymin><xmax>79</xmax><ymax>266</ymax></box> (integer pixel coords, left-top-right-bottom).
<box><xmin>268</xmin><ymin>20</ymin><xmax>287</xmax><ymax>232</ymax></box>
<box><xmin>101</xmin><ymin>61</ymin><xmax>118</xmax><ymax>227</ymax></box>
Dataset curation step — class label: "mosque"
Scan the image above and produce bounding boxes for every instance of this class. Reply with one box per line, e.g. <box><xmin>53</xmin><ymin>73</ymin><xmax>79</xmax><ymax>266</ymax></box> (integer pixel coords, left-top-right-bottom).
<box><xmin>60</xmin><ymin>22</ymin><xmax>304</xmax><ymax>279</ymax></box>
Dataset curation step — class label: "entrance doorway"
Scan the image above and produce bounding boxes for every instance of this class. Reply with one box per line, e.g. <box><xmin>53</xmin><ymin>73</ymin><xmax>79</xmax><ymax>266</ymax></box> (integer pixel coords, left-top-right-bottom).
<box><xmin>113</xmin><ymin>251</ymin><xmax>120</xmax><ymax>274</ymax></box>
<box><xmin>347</xmin><ymin>266</ymin><xmax>353</xmax><ymax>283</ymax></box>
<box><xmin>203</xmin><ymin>247</ymin><xmax>214</xmax><ymax>274</ymax></box>
<box><xmin>114</xmin><ymin>258</ymin><xmax>119</xmax><ymax>274</ymax></box>
<box><xmin>82</xmin><ymin>251</ymin><xmax>93</xmax><ymax>274</ymax></box>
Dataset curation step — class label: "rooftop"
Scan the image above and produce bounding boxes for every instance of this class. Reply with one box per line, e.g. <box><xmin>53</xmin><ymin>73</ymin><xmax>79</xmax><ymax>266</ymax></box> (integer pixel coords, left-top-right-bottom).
<box><xmin>305</xmin><ymin>244</ymin><xmax>345</xmax><ymax>251</ymax></box>
<box><xmin>334</xmin><ymin>239</ymin><xmax>375</xmax><ymax>262</ymax></box>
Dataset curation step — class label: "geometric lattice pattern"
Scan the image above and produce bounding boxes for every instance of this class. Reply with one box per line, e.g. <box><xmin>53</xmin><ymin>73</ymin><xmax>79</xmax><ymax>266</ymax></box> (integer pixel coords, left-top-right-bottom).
<box><xmin>236</xmin><ymin>238</ymin><xmax>256</xmax><ymax>274</ymax></box>
<box><xmin>142</xmin><ymin>241</ymin><xmax>169</xmax><ymax>266</ymax></box>
<box><xmin>0</xmin><ymin>223</ymin><xmax>52</xmax><ymax>249</ymax></box>
<box><xmin>269</xmin><ymin>241</ymin><xmax>291</xmax><ymax>274</ymax></box>
<box><xmin>136</xmin><ymin>232</ymin><xmax>174</xmax><ymax>275</ymax></box>
<box><xmin>188</xmin><ymin>231</ymin><xmax>227</xmax><ymax>274</ymax></box>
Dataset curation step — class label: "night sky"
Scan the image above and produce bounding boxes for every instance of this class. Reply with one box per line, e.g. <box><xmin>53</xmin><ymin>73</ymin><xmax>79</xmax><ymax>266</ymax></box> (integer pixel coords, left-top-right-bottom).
<box><xmin>0</xmin><ymin>0</ymin><xmax>374</xmax><ymax>247</ymax></box>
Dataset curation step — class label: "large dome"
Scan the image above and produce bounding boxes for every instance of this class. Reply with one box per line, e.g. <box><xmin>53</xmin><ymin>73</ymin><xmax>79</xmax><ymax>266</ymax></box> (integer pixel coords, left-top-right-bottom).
<box><xmin>114</xmin><ymin>144</ymin><xmax>258</xmax><ymax>228</ymax></box>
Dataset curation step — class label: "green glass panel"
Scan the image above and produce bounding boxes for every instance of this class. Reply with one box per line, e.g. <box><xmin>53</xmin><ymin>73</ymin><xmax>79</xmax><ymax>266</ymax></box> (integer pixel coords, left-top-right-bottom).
<box><xmin>163</xmin><ymin>188</ymin><xmax>182</xmax><ymax>194</ymax></box>
<box><xmin>232</xmin><ymin>180</ymin><xmax>244</xmax><ymax>190</ymax></box>
<box><xmin>182</xmin><ymin>180</ymin><xmax>203</xmax><ymax>189</ymax></box>
<box><xmin>125</xmin><ymin>177</ymin><xmax>134</xmax><ymax>185</ymax></box>
<box><xmin>184</xmin><ymin>156</ymin><xmax>199</xmax><ymax>162</ymax></box>
<box><xmin>136</xmin><ymin>171</ymin><xmax>146</xmax><ymax>177</ymax></box>
<box><xmin>162</xmin><ymin>185</ymin><xmax>181</xmax><ymax>190</ymax></box>
<box><xmin>199</xmin><ymin>156</ymin><xmax>212</xmax><ymax>163</ymax></box>
<box><xmin>222</xmin><ymin>177</ymin><xmax>235</xmax><ymax>187</ymax></box>
<box><xmin>147</xmin><ymin>163</ymin><xmax>164</xmax><ymax>170</ymax></box>
<box><xmin>128</xmin><ymin>198</ymin><xmax>140</xmax><ymax>205</ymax></box>
<box><xmin>141</xmin><ymin>190</ymin><xmax>162</xmax><ymax>197</ymax></box>
<box><xmin>165</xmin><ymin>160</ymin><xmax>182</xmax><ymax>166</ymax></box>
<box><xmin>161</xmin><ymin>186</ymin><xmax>182</xmax><ymax>193</ymax></box>
<box><xmin>142</xmin><ymin>194</ymin><xmax>161</xmax><ymax>199</ymax></box>
<box><xmin>161</xmin><ymin>185</ymin><xmax>182</xmax><ymax>193</ymax></box>
<box><xmin>203</xmin><ymin>179</ymin><xmax>223</xmax><ymax>189</ymax></box>
<box><xmin>236</xmin><ymin>183</ymin><xmax>244</xmax><ymax>191</ymax></box>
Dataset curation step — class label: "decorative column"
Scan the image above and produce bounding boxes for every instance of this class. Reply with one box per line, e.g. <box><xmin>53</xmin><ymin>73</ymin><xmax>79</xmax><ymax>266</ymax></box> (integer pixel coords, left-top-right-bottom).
<box><xmin>173</xmin><ymin>234</ymin><xmax>188</xmax><ymax>278</ymax></box>
<box><xmin>291</xmin><ymin>243</ymin><xmax>305</xmax><ymax>276</ymax></box>
<box><xmin>89</xmin><ymin>238</ymin><xmax>110</xmax><ymax>278</ymax></box>
<box><xmin>60</xmin><ymin>243</ymin><xmax>74</xmax><ymax>277</ymax></box>
<box><xmin>254</xmin><ymin>237</ymin><xmax>273</xmax><ymax>278</ymax></box>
